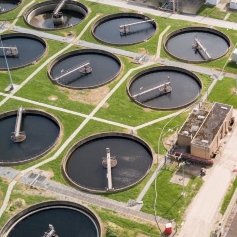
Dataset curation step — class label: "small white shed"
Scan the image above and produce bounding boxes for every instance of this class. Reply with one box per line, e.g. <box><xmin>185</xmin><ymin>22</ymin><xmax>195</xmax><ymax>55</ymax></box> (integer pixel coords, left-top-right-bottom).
<box><xmin>232</xmin><ymin>48</ymin><xmax>237</xmax><ymax>62</ymax></box>
<box><xmin>205</xmin><ymin>0</ymin><xmax>221</xmax><ymax>5</ymax></box>
<box><xmin>230</xmin><ymin>0</ymin><xmax>237</xmax><ymax>9</ymax></box>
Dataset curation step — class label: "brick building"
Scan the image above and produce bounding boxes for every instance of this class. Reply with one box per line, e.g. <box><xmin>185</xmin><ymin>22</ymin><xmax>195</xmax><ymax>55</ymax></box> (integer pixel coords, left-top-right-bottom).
<box><xmin>177</xmin><ymin>102</ymin><xmax>233</xmax><ymax>160</ymax></box>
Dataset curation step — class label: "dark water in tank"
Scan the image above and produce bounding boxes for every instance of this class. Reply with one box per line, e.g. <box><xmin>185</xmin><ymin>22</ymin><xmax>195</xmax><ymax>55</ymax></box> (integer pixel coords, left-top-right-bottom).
<box><xmin>8</xmin><ymin>207</ymin><xmax>99</xmax><ymax>237</ymax></box>
<box><xmin>30</xmin><ymin>10</ymin><xmax>85</xmax><ymax>29</ymax></box>
<box><xmin>66</xmin><ymin>137</ymin><xmax>153</xmax><ymax>191</ymax></box>
<box><xmin>0</xmin><ymin>114</ymin><xmax>60</xmax><ymax>163</ymax></box>
<box><xmin>94</xmin><ymin>16</ymin><xmax>156</xmax><ymax>45</ymax></box>
<box><xmin>0</xmin><ymin>0</ymin><xmax>20</xmax><ymax>12</ymax></box>
<box><xmin>129</xmin><ymin>69</ymin><xmax>201</xmax><ymax>109</ymax></box>
<box><xmin>50</xmin><ymin>52</ymin><xmax>121</xmax><ymax>88</ymax></box>
<box><xmin>0</xmin><ymin>36</ymin><xmax>46</xmax><ymax>69</ymax></box>
<box><xmin>166</xmin><ymin>31</ymin><xmax>230</xmax><ymax>62</ymax></box>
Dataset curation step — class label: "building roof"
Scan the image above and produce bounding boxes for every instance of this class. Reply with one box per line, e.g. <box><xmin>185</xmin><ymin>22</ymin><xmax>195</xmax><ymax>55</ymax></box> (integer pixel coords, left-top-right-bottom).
<box><xmin>191</xmin><ymin>103</ymin><xmax>232</xmax><ymax>147</ymax></box>
<box><xmin>179</xmin><ymin>108</ymin><xmax>209</xmax><ymax>138</ymax></box>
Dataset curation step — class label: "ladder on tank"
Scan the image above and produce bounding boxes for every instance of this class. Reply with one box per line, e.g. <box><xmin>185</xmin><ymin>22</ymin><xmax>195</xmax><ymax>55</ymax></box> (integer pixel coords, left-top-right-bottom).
<box><xmin>42</xmin><ymin>224</ymin><xmax>58</xmax><ymax>237</ymax></box>
<box><xmin>52</xmin><ymin>0</ymin><xmax>68</xmax><ymax>25</ymax></box>
<box><xmin>53</xmin><ymin>61</ymin><xmax>92</xmax><ymax>81</ymax></box>
<box><xmin>11</xmin><ymin>106</ymin><xmax>26</xmax><ymax>142</ymax></box>
<box><xmin>119</xmin><ymin>19</ymin><xmax>154</xmax><ymax>35</ymax></box>
<box><xmin>192</xmin><ymin>34</ymin><xmax>212</xmax><ymax>60</ymax></box>
<box><xmin>0</xmin><ymin>46</ymin><xmax>18</xmax><ymax>57</ymax></box>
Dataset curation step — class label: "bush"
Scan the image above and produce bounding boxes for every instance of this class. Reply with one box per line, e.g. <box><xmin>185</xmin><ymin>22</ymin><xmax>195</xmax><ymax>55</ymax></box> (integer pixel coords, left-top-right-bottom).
<box><xmin>106</xmin><ymin>226</ymin><xmax>118</xmax><ymax>237</ymax></box>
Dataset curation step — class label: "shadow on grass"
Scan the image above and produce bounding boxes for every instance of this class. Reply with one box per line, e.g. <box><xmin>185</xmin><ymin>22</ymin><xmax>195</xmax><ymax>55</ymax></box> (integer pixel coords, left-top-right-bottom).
<box><xmin>196</xmin><ymin>5</ymin><xmax>216</xmax><ymax>15</ymax></box>
<box><xmin>224</xmin><ymin>92</ymin><xmax>235</xmax><ymax>103</ymax></box>
<box><xmin>226</xmin><ymin>61</ymin><xmax>237</xmax><ymax>70</ymax></box>
<box><xmin>161</xmin><ymin>195</ymin><xmax>183</xmax><ymax>218</ymax></box>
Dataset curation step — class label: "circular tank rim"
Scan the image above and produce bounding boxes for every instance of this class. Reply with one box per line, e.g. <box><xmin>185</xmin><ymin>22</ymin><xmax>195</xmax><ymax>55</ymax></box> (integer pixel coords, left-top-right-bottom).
<box><xmin>0</xmin><ymin>0</ymin><xmax>23</xmax><ymax>14</ymax></box>
<box><xmin>47</xmin><ymin>48</ymin><xmax>123</xmax><ymax>89</ymax></box>
<box><xmin>0</xmin><ymin>200</ymin><xmax>102</xmax><ymax>237</ymax></box>
<box><xmin>127</xmin><ymin>65</ymin><xmax>202</xmax><ymax>110</ymax></box>
<box><xmin>0</xmin><ymin>32</ymin><xmax>47</xmax><ymax>70</ymax></box>
<box><xmin>62</xmin><ymin>132</ymin><xmax>154</xmax><ymax>193</ymax></box>
<box><xmin>0</xmin><ymin>108</ymin><xmax>62</xmax><ymax>166</ymax></box>
<box><xmin>163</xmin><ymin>26</ymin><xmax>231</xmax><ymax>64</ymax></box>
<box><xmin>91</xmin><ymin>12</ymin><xmax>158</xmax><ymax>46</ymax></box>
<box><xmin>23</xmin><ymin>0</ymin><xmax>89</xmax><ymax>31</ymax></box>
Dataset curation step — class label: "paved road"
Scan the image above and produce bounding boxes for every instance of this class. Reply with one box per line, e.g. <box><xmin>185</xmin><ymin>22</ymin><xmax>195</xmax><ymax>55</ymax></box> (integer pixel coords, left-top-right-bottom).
<box><xmin>178</xmin><ymin>109</ymin><xmax>237</xmax><ymax>237</ymax></box>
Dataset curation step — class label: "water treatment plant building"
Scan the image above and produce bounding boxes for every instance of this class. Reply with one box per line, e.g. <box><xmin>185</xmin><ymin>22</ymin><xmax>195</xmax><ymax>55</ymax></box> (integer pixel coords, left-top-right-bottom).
<box><xmin>177</xmin><ymin>102</ymin><xmax>233</xmax><ymax>160</ymax></box>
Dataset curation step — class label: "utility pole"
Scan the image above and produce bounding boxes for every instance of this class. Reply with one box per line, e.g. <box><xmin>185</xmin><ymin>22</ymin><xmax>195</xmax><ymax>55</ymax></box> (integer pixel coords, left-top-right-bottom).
<box><xmin>172</xmin><ymin>0</ymin><xmax>176</xmax><ymax>13</ymax></box>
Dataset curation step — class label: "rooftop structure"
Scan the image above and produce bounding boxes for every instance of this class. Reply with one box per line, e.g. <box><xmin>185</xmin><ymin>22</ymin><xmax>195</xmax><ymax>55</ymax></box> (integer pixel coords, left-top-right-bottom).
<box><xmin>179</xmin><ymin>107</ymin><xmax>209</xmax><ymax>139</ymax></box>
<box><xmin>192</xmin><ymin>103</ymin><xmax>232</xmax><ymax>147</ymax></box>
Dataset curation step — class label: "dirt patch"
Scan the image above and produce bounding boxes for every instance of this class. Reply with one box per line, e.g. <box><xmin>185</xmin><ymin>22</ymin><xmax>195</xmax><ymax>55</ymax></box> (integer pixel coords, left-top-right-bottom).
<box><xmin>231</xmin><ymin>87</ymin><xmax>237</xmax><ymax>95</ymax></box>
<box><xmin>163</xmin><ymin>134</ymin><xmax>177</xmax><ymax>151</ymax></box>
<box><xmin>6</xmin><ymin>198</ymin><xmax>26</xmax><ymax>215</ymax></box>
<box><xmin>48</xmin><ymin>95</ymin><xmax>58</xmax><ymax>101</ymax></box>
<box><xmin>143</xmin><ymin>107</ymin><xmax>152</xmax><ymax>112</ymax></box>
<box><xmin>60</xmin><ymin>85</ymin><xmax>110</xmax><ymax>106</ymax></box>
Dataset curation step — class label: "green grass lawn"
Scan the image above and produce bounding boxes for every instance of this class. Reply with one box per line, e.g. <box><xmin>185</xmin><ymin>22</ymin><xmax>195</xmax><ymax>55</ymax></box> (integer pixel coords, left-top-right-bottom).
<box><xmin>141</xmin><ymin>166</ymin><xmax>203</xmax><ymax>223</ymax></box>
<box><xmin>208</xmin><ymin>77</ymin><xmax>237</xmax><ymax>108</ymax></box>
<box><xmin>137</xmin><ymin>111</ymin><xmax>189</xmax><ymax>154</ymax></box>
<box><xmin>228</xmin><ymin>12</ymin><xmax>237</xmax><ymax>23</ymax></box>
<box><xmin>196</xmin><ymin>5</ymin><xmax>227</xmax><ymax>20</ymax></box>
<box><xmin>93</xmin><ymin>206</ymin><xmax>161</xmax><ymax>237</ymax></box>
<box><xmin>0</xmin><ymin>178</ymin><xmax>8</xmax><ymax>207</ymax></box>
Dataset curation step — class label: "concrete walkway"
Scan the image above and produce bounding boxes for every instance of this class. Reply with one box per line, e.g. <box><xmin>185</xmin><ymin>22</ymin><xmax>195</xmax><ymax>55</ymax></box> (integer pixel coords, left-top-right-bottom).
<box><xmin>156</xmin><ymin>25</ymin><xmax>171</xmax><ymax>59</ymax></box>
<box><xmin>0</xmin><ymin>180</ymin><xmax>17</xmax><ymax>217</ymax></box>
<box><xmin>0</xmin><ymin>166</ymin><xmax>169</xmax><ymax>226</ymax></box>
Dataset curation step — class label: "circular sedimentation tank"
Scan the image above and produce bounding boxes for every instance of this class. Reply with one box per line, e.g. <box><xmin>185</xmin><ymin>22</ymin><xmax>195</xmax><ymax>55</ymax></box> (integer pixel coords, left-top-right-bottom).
<box><xmin>62</xmin><ymin>132</ymin><xmax>153</xmax><ymax>193</ymax></box>
<box><xmin>0</xmin><ymin>33</ymin><xmax>46</xmax><ymax>70</ymax></box>
<box><xmin>24</xmin><ymin>0</ymin><xmax>88</xmax><ymax>30</ymax></box>
<box><xmin>127</xmin><ymin>66</ymin><xmax>202</xmax><ymax>110</ymax></box>
<box><xmin>164</xmin><ymin>27</ymin><xmax>230</xmax><ymax>63</ymax></box>
<box><xmin>92</xmin><ymin>13</ymin><xmax>157</xmax><ymax>46</ymax></box>
<box><xmin>0</xmin><ymin>201</ymin><xmax>102</xmax><ymax>237</ymax></box>
<box><xmin>0</xmin><ymin>109</ymin><xmax>61</xmax><ymax>166</ymax></box>
<box><xmin>0</xmin><ymin>0</ymin><xmax>22</xmax><ymax>13</ymax></box>
<box><xmin>48</xmin><ymin>49</ymin><xmax>122</xmax><ymax>89</ymax></box>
